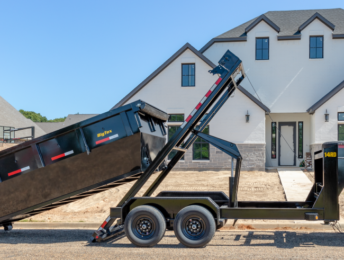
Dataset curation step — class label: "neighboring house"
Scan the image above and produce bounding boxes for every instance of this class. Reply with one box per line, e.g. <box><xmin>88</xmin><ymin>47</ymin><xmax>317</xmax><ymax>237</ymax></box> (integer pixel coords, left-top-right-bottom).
<box><xmin>36</xmin><ymin>114</ymin><xmax>98</xmax><ymax>134</ymax></box>
<box><xmin>112</xmin><ymin>8</ymin><xmax>344</xmax><ymax>170</ymax></box>
<box><xmin>0</xmin><ymin>96</ymin><xmax>46</xmax><ymax>150</ymax></box>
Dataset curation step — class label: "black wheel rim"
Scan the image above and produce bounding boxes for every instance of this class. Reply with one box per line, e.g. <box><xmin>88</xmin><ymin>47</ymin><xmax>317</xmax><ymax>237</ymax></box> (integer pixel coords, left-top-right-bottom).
<box><xmin>182</xmin><ymin>215</ymin><xmax>206</xmax><ymax>240</ymax></box>
<box><xmin>132</xmin><ymin>215</ymin><xmax>155</xmax><ymax>240</ymax></box>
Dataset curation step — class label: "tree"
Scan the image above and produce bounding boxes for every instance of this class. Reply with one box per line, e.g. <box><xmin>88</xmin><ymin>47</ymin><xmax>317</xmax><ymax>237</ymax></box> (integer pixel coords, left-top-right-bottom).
<box><xmin>19</xmin><ymin>110</ymin><xmax>66</xmax><ymax>122</ymax></box>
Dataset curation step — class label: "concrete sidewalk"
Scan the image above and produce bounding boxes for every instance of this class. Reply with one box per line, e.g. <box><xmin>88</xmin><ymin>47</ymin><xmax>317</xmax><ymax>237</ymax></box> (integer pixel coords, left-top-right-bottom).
<box><xmin>278</xmin><ymin>168</ymin><xmax>313</xmax><ymax>201</ymax></box>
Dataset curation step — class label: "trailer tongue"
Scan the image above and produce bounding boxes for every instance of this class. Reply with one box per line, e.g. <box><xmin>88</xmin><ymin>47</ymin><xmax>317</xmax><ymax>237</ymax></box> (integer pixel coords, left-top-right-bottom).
<box><xmin>1</xmin><ymin>49</ymin><xmax>343</xmax><ymax>248</ymax></box>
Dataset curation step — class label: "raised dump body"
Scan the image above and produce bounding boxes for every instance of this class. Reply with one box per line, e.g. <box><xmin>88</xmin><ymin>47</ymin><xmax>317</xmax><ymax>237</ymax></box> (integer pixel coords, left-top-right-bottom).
<box><xmin>0</xmin><ymin>100</ymin><xmax>169</xmax><ymax>228</ymax></box>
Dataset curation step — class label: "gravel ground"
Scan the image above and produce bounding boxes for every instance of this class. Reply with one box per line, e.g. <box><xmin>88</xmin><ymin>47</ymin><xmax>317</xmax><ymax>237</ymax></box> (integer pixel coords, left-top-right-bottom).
<box><xmin>1</xmin><ymin>229</ymin><xmax>344</xmax><ymax>259</ymax></box>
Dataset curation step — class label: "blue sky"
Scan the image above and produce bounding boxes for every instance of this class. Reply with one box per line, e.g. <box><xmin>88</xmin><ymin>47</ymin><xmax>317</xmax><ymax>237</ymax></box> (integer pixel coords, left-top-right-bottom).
<box><xmin>0</xmin><ymin>0</ymin><xmax>343</xmax><ymax>119</ymax></box>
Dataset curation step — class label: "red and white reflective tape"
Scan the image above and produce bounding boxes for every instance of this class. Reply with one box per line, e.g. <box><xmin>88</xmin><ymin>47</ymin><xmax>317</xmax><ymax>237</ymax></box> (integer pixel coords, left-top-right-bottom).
<box><xmin>8</xmin><ymin>166</ymin><xmax>30</xmax><ymax>177</ymax></box>
<box><xmin>181</xmin><ymin>77</ymin><xmax>222</xmax><ymax>128</ymax></box>
<box><xmin>96</xmin><ymin>134</ymin><xmax>119</xmax><ymax>145</ymax></box>
<box><xmin>339</xmin><ymin>145</ymin><xmax>344</xmax><ymax>149</ymax></box>
<box><xmin>99</xmin><ymin>216</ymin><xmax>111</xmax><ymax>230</ymax></box>
<box><xmin>51</xmin><ymin>150</ymin><xmax>74</xmax><ymax>161</ymax></box>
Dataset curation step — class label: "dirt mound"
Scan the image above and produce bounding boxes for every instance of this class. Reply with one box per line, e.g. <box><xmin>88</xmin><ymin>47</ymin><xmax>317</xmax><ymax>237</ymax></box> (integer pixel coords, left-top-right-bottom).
<box><xmin>29</xmin><ymin>171</ymin><xmax>285</xmax><ymax>223</ymax></box>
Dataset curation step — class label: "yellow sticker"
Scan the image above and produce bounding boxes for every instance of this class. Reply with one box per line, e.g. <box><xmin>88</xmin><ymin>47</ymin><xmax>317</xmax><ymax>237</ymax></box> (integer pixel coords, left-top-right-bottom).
<box><xmin>325</xmin><ymin>152</ymin><xmax>337</xmax><ymax>157</ymax></box>
<box><xmin>97</xmin><ymin>130</ymin><xmax>112</xmax><ymax>138</ymax></box>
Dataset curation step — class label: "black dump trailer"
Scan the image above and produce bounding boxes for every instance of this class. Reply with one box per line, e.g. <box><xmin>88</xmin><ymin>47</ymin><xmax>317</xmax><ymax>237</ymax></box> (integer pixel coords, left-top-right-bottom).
<box><xmin>0</xmin><ymin>100</ymin><xmax>169</xmax><ymax>230</ymax></box>
<box><xmin>90</xmin><ymin>50</ymin><xmax>344</xmax><ymax>248</ymax></box>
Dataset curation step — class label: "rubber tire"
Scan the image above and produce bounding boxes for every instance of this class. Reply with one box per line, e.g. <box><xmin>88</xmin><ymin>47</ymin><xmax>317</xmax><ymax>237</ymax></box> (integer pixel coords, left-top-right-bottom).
<box><xmin>124</xmin><ymin>205</ymin><xmax>166</xmax><ymax>247</ymax></box>
<box><xmin>216</xmin><ymin>219</ymin><xmax>228</xmax><ymax>230</ymax></box>
<box><xmin>174</xmin><ymin>205</ymin><xmax>216</xmax><ymax>248</ymax></box>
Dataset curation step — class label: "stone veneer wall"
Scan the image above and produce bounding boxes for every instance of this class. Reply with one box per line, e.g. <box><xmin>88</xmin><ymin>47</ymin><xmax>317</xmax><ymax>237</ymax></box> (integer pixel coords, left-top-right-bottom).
<box><xmin>170</xmin><ymin>144</ymin><xmax>266</xmax><ymax>171</ymax></box>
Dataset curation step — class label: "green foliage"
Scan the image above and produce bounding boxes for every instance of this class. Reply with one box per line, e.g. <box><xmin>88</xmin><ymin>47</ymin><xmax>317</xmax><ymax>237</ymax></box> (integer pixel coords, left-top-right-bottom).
<box><xmin>299</xmin><ymin>160</ymin><xmax>305</xmax><ymax>167</ymax></box>
<box><xmin>19</xmin><ymin>109</ymin><xmax>66</xmax><ymax>122</ymax></box>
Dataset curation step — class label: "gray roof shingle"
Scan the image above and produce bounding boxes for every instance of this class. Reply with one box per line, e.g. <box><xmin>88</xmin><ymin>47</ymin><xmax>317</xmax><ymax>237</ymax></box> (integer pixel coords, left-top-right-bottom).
<box><xmin>216</xmin><ymin>8</ymin><xmax>344</xmax><ymax>38</ymax></box>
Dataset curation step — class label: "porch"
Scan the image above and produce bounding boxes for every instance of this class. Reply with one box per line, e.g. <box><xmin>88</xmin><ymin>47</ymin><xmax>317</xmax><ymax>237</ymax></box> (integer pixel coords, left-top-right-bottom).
<box><xmin>265</xmin><ymin>113</ymin><xmax>311</xmax><ymax>168</ymax></box>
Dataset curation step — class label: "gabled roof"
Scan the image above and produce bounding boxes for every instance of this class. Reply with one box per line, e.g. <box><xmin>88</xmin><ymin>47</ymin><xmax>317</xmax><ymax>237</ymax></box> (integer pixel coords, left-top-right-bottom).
<box><xmin>298</xmin><ymin>12</ymin><xmax>335</xmax><ymax>31</ymax></box>
<box><xmin>237</xmin><ymin>85</ymin><xmax>270</xmax><ymax>113</ymax></box>
<box><xmin>111</xmin><ymin>43</ymin><xmax>216</xmax><ymax>110</ymax></box>
<box><xmin>0</xmin><ymin>96</ymin><xmax>46</xmax><ymax>137</ymax></box>
<box><xmin>200</xmin><ymin>8</ymin><xmax>344</xmax><ymax>52</ymax></box>
<box><xmin>36</xmin><ymin>114</ymin><xmax>98</xmax><ymax>134</ymax></box>
<box><xmin>245</xmin><ymin>14</ymin><xmax>280</xmax><ymax>33</ymax></box>
<box><xmin>307</xmin><ymin>80</ymin><xmax>344</xmax><ymax>114</ymax></box>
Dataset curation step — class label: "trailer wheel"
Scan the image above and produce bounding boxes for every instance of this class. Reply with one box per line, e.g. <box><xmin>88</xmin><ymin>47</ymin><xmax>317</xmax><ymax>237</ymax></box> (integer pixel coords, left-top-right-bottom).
<box><xmin>174</xmin><ymin>205</ymin><xmax>215</xmax><ymax>248</ymax></box>
<box><xmin>124</xmin><ymin>205</ymin><xmax>166</xmax><ymax>247</ymax></box>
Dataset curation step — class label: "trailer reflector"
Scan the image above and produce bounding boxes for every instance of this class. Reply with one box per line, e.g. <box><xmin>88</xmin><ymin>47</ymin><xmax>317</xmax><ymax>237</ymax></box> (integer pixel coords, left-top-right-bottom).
<box><xmin>51</xmin><ymin>150</ymin><xmax>75</xmax><ymax>161</ymax></box>
<box><xmin>339</xmin><ymin>145</ymin><xmax>344</xmax><ymax>149</ymax></box>
<box><xmin>96</xmin><ymin>134</ymin><xmax>119</xmax><ymax>145</ymax></box>
<box><xmin>185</xmin><ymin>115</ymin><xmax>192</xmax><ymax>123</ymax></box>
<box><xmin>100</xmin><ymin>216</ymin><xmax>111</xmax><ymax>228</ymax></box>
<box><xmin>215</xmin><ymin>77</ymin><xmax>222</xmax><ymax>85</ymax></box>
<box><xmin>195</xmin><ymin>103</ymin><xmax>202</xmax><ymax>110</ymax></box>
<box><xmin>8</xmin><ymin>166</ymin><xmax>30</xmax><ymax>177</ymax></box>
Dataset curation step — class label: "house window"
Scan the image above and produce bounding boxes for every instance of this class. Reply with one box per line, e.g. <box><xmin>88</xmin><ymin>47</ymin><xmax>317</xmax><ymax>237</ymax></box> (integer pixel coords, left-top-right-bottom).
<box><xmin>193</xmin><ymin>125</ymin><xmax>209</xmax><ymax>160</ymax></box>
<box><xmin>182</xmin><ymin>64</ymin><xmax>195</xmax><ymax>87</ymax></box>
<box><xmin>310</xmin><ymin>36</ymin><xmax>323</xmax><ymax>59</ymax></box>
<box><xmin>271</xmin><ymin>122</ymin><xmax>277</xmax><ymax>158</ymax></box>
<box><xmin>339</xmin><ymin>125</ymin><xmax>344</xmax><ymax>141</ymax></box>
<box><xmin>168</xmin><ymin>114</ymin><xmax>184</xmax><ymax>122</ymax></box>
<box><xmin>338</xmin><ymin>113</ymin><xmax>344</xmax><ymax>121</ymax></box>
<box><xmin>168</xmin><ymin>125</ymin><xmax>184</xmax><ymax>160</ymax></box>
<box><xmin>256</xmin><ymin>38</ymin><xmax>269</xmax><ymax>60</ymax></box>
<box><xmin>298</xmin><ymin>122</ymin><xmax>303</xmax><ymax>158</ymax></box>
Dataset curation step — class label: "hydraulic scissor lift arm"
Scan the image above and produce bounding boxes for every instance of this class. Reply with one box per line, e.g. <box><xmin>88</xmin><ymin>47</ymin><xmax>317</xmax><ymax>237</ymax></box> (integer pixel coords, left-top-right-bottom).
<box><xmin>91</xmin><ymin>50</ymin><xmax>245</xmax><ymax>242</ymax></box>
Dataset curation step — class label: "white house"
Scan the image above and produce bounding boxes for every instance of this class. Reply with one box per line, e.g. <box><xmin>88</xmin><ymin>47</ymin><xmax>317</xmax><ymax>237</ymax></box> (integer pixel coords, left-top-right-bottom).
<box><xmin>112</xmin><ymin>8</ymin><xmax>344</xmax><ymax>171</ymax></box>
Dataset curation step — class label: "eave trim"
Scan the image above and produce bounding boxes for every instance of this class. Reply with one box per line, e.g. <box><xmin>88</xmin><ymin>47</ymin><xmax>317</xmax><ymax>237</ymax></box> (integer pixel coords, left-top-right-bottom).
<box><xmin>245</xmin><ymin>14</ymin><xmax>280</xmax><ymax>34</ymax></box>
<box><xmin>298</xmin><ymin>12</ymin><xmax>335</xmax><ymax>31</ymax></box>
<box><xmin>277</xmin><ymin>35</ymin><xmax>301</xmax><ymax>41</ymax></box>
<box><xmin>199</xmin><ymin>37</ymin><xmax>247</xmax><ymax>53</ymax></box>
<box><xmin>307</xmin><ymin>80</ymin><xmax>344</xmax><ymax>114</ymax></box>
<box><xmin>237</xmin><ymin>85</ymin><xmax>270</xmax><ymax>113</ymax></box>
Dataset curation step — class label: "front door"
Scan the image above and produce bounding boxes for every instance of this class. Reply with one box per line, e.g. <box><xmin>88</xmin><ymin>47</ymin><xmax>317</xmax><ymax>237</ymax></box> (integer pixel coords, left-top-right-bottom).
<box><xmin>279</xmin><ymin>122</ymin><xmax>296</xmax><ymax>166</ymax></box>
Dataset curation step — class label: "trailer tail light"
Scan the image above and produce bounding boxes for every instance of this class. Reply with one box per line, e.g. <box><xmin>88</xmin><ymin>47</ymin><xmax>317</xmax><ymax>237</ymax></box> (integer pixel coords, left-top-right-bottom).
<box><xmin>181</xmin><ymin>78</ymin><xmax>222</xmax><ymax>128</ymax></box>
<box><xmin>339</xmin><ymin>145</ymin><xmax>344</xmax><ymax>149</ymax></box>
<box><xmin>8</xmin><ymin>166</ymin><xmax>30</xmax><ymax>177</ymax></box>
<box><xmin>51</xmin><ymin>150</ymin><xmax>74</xmax><ymax>161</ymax></box>
<box><xmin>95</xmin><ymin>134</ymin><xmax>119</xmax><ymax>145</ymax></box>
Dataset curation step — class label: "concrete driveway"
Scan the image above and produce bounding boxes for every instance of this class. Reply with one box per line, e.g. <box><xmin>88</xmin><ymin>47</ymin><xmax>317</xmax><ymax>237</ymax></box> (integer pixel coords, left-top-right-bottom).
<box><xmin>1</xmin><ymin>229</ymin><xmax>344</xmax><ymax>259</ymax></box>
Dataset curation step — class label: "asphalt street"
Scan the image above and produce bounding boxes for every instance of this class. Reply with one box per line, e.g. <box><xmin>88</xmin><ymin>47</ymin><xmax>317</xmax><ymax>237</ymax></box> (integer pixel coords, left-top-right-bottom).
<box><xmin>0</xmin><ymin>229</ymin><xmax>344</xmax><ymax>259</ymax></box>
